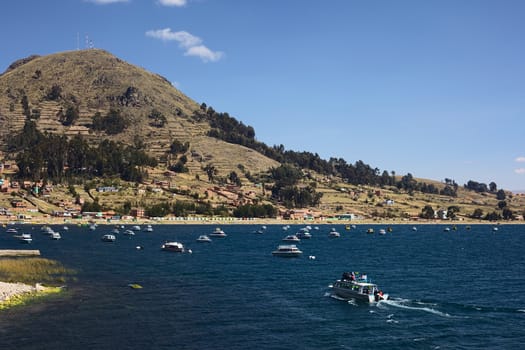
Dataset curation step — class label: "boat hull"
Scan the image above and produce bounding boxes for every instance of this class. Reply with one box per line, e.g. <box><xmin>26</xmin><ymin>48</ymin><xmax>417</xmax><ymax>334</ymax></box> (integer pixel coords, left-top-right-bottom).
<box><xmin>272</xmin><ymin>251</ymin><xmax>302</xmax><ymax>257</ymax></box>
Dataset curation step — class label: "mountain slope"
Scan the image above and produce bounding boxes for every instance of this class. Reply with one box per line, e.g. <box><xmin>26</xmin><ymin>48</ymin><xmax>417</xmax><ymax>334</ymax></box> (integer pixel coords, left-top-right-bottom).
<box><xmin>0</xmin><ymin>49</ymin><xmax>279</xmax><ymax>176</ymax></box>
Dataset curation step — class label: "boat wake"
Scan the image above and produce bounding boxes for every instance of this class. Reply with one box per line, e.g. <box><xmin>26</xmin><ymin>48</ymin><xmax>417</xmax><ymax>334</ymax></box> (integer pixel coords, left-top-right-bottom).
<box><xmin>377</xmin><ymin>298</ymin><xmax>453</xmax><ymax>318</ymax></box>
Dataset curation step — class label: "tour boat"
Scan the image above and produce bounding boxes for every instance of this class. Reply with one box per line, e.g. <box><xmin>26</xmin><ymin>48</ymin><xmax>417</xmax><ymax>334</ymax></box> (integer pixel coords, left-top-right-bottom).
<box><xmin>331</xmin><ymin>272</ymin><xmax>389</xmax><ymax>302</ymax></box>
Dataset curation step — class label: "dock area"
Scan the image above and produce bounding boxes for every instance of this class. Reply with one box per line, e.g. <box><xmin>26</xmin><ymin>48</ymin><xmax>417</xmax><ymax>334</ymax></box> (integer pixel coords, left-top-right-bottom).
<box><xmin>0</xmin><ymin>250</ymin><xmax>41</xmax><ymax>257</ymax></box>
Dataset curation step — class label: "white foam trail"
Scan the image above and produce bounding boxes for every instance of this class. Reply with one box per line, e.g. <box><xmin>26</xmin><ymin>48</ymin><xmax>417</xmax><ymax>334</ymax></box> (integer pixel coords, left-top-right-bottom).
<box><xmin>518</xmin><ymin>309</ymin><xmax>525</xmax><ymax>313</ymax></box>
<box><xmin>382</xmin><ymin>299</ymin><xmax>452</xmax><ymax>318</ymax></box>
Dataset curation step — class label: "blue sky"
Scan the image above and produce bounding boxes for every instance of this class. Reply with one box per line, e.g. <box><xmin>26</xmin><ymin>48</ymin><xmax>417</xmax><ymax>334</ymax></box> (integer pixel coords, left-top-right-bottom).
<box><xmin>1</xmin><ymin>0</ymin><xmax>524</xmax><ymax>191</ymax></box>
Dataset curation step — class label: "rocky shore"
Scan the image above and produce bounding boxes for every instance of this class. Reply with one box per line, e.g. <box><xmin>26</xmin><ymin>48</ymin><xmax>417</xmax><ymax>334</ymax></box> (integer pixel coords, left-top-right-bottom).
<box><xmin>0</xmin><ymin>281</ymin><xmax>42</xmax><ymax>302</ymax></box>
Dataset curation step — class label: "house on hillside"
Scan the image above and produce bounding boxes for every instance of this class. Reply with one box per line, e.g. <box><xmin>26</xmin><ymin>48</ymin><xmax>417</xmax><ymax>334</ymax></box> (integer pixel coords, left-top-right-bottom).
<box><xmin>97</xmin><ymin>186</ymin><xmax>119</xmax><ymax>193</ymax></box>
<box><xmin>130</xmin><ymin>208</ymin><xmax>145</xmax><ymax>218</ymax></box>
<box><xmin>10</xmin><ymin>199</ymin><xmax>26</xmax><ymax>209</ymax></box>
<box><xmin>335</xmin><ymin>213</ymin><xmax>356</xmax><ymax>220</ymax></box>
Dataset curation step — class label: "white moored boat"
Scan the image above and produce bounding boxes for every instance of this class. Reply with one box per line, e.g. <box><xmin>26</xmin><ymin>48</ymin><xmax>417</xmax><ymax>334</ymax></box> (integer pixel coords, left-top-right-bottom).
<box><xmin>123</xmin><ymin>230</ymin><xmax>135</xmax><ymax>236</ymax></box>
<box><xmin>16</xmin><ymin>233</ymin><xmax>33</xmax><ymax>243</ymax></box>
<box><xmin>196</xmin><ymin>235</ymin><xmax>212</xmax><ymax>243</ymax></box>
<box><xmin>272</xmin><ymin>244</ymin><xmax>303</xmax><ymax>257</ymax></box>
<box><xmin>296</xmin><ymin>228</ymin><xmax>312</xmax><ymax>239</ymax></box>
<box><xmin>282</xmin><ymin>234</ymin><xmax>300</xmax><ymax>242</ymax></box>
<box><xmin>101</xmin><ymin>234</ymin><xmax>116</xmax><ymax>242</ymax></box>
<box><xmin>209</xmin><ymin>227</ymin><xmax>227</xmax><ymax>237</ymax></box>
<box><xmin>328</xmin><ymin>228</ymin><xmax>340</xmax><ymax>238</ymax></box>
<box><xmin>161</xmin><ymin>241</ymin><xmax>185</xmax><ymax>252</ymax></box>
<box><xmin>331</xmin><ymin>272</ymin><xmax>389</xmax><ymax>302</ymax></box>
<box><xmin>51</xmin><ymin>232</ymin><xmax>61</xmax><ymax>240</ymax></box>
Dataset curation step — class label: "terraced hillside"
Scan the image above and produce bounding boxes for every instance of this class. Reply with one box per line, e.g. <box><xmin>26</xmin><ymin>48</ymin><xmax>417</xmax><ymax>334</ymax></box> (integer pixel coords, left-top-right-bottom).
<box><xmin>0</xmin><ymin>49</ymin><xmax>279</xmax><ymax>177</ymax></box>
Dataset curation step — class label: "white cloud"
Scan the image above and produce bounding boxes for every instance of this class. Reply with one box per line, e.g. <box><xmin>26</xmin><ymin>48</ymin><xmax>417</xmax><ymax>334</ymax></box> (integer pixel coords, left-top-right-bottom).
<box><xmin>158</xmin><ymin>0</ymin><xmax>187</xmax><ymax>6</ymax></box>
<box><xmin>86</xmin><ymin>0</ymin><xmax>129</xmax><ymax>4</ymax></box>
<box><xmin>515</xmin><ymin>168</ymin><xmax>525</xmax><ymax>175</ymax></box>
<box><xmin>184</xmin><ymin>45</ymin><xmax>224</xmax><ymax>62</ymax></box>
<box><xmin>146</xmin><ymin>28</ymin><xmax>223</xmax><ymax>63</ymax></box>
<box><xmin>515</xmin><ymin>156</ymin><xmax>525</xmax><ymax>163</ymax></box>
<box><xmin>146</xmin><ymin>28</ymin><xmax>201</xmax><ymax>48</ymax></box>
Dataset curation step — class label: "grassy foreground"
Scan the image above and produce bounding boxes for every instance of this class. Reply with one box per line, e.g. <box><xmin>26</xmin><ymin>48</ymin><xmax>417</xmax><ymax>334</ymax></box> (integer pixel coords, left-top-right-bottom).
<box><xmin>0</xmin><ymin>257</ymin><xmax>76</xmax><ymax>310</ymax></box>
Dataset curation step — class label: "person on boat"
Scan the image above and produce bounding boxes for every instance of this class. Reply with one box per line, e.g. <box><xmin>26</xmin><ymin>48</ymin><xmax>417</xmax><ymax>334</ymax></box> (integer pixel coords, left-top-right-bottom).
<box><xmin>374</xmin><ymin>290</ymin><xmax>385</xmax><ymax>301</ymax></box>
<box><xmin>341</xmin><ymin>272</ymin><xmax>352</xmax><ymax>281</ymax></box>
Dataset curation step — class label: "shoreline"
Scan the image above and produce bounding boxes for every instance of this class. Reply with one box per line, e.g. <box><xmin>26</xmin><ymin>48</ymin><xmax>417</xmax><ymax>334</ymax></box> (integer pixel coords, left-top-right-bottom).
<box><xmin>0</xmin><ymin>281</ymin><xmax>62</xmax><ymax>310</ymax></box>
<box><xmin>2</xmin><ymin>217</ymin><xmax>522</xmax><ymax>226</ymax></box>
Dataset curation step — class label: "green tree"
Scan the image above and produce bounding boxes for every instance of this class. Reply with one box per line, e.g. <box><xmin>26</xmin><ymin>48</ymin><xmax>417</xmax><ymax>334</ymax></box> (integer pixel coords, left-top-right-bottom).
<box><xmin>471</xmin><ymin>208</ymin><xmax>484</xmax><ymax>219</ymax></box>
<box><xmin>420</xmin><ymin>205</ymin><xmax>435</xmax><ymax>219</ymax></box>
<box><xmin>204</xmin><ymin>164</ymin><xmax>217</xmax><ymax>183</ymax></box>
<box><xmin>228</xmin><ymin>171</ymin><xmax>242</xmax><ymax>187</ymax></box>
<box><xmin>60</xmin><ymin>105</ymin><xmax>79</xmax><ymax>126</ymax></box>
<box><xmin>502</xmin><ymin>208</ymin><xmax>514</xmax><ymax>220</ymax></box>
<box><xmin>148</xmin><ymin>109</ymin><xmax>167</xmax><ymax>128</ymax></box>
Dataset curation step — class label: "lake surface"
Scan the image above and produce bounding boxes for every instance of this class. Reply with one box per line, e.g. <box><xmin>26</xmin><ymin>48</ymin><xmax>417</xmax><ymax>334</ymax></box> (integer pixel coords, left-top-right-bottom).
<box><xmin>0</xmin><ymin>223</ymin><xmax>524</xmax><ymax>349</ymax></box>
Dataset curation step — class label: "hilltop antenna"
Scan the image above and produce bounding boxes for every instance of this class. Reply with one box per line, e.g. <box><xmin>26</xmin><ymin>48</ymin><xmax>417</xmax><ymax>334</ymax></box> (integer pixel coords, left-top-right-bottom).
<box><xmin>85</xmin><ymin>34</ymin><xmax>94</xmax><ymax>49</ymax></box>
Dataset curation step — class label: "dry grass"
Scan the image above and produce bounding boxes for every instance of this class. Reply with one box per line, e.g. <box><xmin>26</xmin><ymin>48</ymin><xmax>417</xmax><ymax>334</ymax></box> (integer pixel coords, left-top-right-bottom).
<box><xmin>0</xmin><ymin>258</ymin><xmax>75</xmax><ymax>286</ymax></box>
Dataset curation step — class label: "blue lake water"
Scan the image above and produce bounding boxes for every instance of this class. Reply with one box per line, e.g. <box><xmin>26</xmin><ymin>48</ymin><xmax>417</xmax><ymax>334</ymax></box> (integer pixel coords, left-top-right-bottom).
<box><xmin>0</xmin><ymin>224</ymin><xmax>524</xmax><ymax>349</ymax></box>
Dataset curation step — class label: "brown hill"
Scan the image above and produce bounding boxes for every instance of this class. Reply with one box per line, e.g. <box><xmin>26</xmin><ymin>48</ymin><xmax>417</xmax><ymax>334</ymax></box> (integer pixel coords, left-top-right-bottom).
<box><xmin>0</xmin><ymin>49</ymin><xmax>278</xmax><ymax>177</ymax></box>
<box><xmin>0</xmin><ymin>50</ymin><xmax>522</xmax><ymax>222</ymax></box>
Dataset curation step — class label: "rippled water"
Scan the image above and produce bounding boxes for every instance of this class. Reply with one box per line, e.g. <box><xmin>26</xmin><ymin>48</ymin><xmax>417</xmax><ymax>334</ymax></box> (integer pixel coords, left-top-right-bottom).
<box><xmin>0</xmin><ymin>224</ymin><xmax>524</xmax><ymax>349</ymax></box>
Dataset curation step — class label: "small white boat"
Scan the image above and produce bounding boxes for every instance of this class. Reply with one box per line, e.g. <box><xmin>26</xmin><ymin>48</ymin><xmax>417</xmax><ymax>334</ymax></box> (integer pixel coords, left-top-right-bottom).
<box><xmin>255</xmin><ymin>226</ymin><xmax>267</xmax><ymax>234</ymax></box>
<box><xmin>329</xmin><ymin>228</ymin><xmax>340</xmax><ymax>238</ymax></box>
<box><xmin>123</xmin><ymin>230</ymin><xmax>135</xmax><ymax>236</ymax></box>
<box><xmin>378</xmin><ymin>229</ymin><xmax>386</xmax><ymax>235</ymax></box>
<box><xmin>51</xmin><ymin>232</ymin><xmax>61</xmax><ymax>240</ymax></box>
<box><xmin>63</xmin><ymin>226</ymin><xmax>69</xmax><ymax>231</ymax></box>
<box><xmin>282</xmin><ymin>234</ymin><xmax>300</xmax><ymax>242</ymax></box>
<box><xmin>296</xmin><ymin>228</ymin><xmax>312</xmax><ymax>239</ymax></box>
<box><xmin>6</xmin><ymin>228</ymin><xmax>18</xmax><ymax>234</ymax></box>
<box><xmin>161</xmin><ymin>241</ymin><xmax>185</xmax><ymax>252</ymax></box>
<box><xmin>89</xmin><ymin>224</ymin><xmax>97</xmax><ymax>231</ymax></box>
<box><xmin>17</xmin><ymin>233</ymin><xmax>32</xmax><ymax>243</ymax></box>
<box><xmin>131</xmin><ymin>225</ymin><xmax>141</xmax><ymax>231</ymax></box>
<box><xmin>272</xmin><ymin>244</ymin><xmax>303</xmax><ymax>257</ymax></box>
<box><xmin>366</xmin><ymin>228</ymin><xmax>374</xmax><ymax>234</ymax></box>
<box><xmin>144</xmin><ymin>225</ymin><xmax>154</xmax><ymax>232</ymax></box>
<box><xmin>209</xmin><ymin>227</ymin><xmax>227</xmax><ymax>237</ymax></box>
<box><xmin>101</xmin><ymin>234</ymin><xmax>116</xmax><ymax>242</ymax></box>
<box><xmin>331</xmin><ymin>272</ymin><xmax>389</xmax><ymax>302</ymax></box>
<box><xmin>196</xmin><ymin>235</ymin><xmax>212</xmax><ymax>243</ymax></box>
<box><xmin>41</xmin><ymin>226</ymin><xmax>55</xmax><ymax>236</ymax></box>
